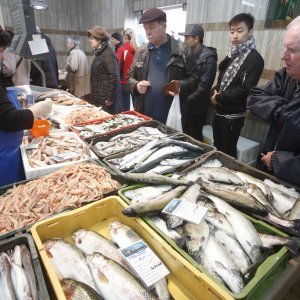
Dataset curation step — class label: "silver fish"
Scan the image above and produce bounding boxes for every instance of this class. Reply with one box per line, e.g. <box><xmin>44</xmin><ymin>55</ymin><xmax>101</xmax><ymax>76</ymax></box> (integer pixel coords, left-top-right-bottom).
<box><xmin>0</xmin><ymin>253</ymin><xmax>16</xmax><ymax>300</ymax></box>
<box><xmin>269</xmin><ymin>188</ymin><xmax>298</xmax><ymax>215</ymax></box>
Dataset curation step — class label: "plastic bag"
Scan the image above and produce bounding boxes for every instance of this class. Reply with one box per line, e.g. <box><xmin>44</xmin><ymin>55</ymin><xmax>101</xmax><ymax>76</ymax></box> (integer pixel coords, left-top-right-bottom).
<box><xmin>166</xmin><ymin>94</ymin><xmax>183</xmax><ymax>132</ymax></box>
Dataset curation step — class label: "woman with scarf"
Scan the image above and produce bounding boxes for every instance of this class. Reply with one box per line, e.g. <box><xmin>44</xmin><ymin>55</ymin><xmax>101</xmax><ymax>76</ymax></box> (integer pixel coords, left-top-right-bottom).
<box><xmin>87</xmin><ymin>26</ymin><xmax>120</xmax><ymax>114</ymax></box>
<box><xmin>211</xmin><ymin>13</ymin><xmax>264</xmax><ymax>158</ymax></box>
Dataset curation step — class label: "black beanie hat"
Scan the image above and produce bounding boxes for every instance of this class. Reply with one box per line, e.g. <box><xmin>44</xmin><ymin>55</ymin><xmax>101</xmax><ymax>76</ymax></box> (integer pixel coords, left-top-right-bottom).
<box><xmin>111</xmin><ymin>32</ymin><xmax>124</xmax><ymax>44</ymax></box>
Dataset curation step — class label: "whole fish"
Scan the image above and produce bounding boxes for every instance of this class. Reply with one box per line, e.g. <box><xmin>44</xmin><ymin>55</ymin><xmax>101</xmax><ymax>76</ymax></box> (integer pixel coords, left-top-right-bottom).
<box><xmin>43</xmin><ymin>239</ymin><xmax>96</xmax><ymax>290</ymax></box>
<box><xmin>113</xmin><ymin>173</ymin><xmax>192</xmax><ymax>186</ymax></box>
<box><xmin>166</xmin><ymin>183</ymin><xmax>201</xmax><ymax>229</ymax></box>
<box><xmin>87</xmin><ymin>253</ymin><xmax>156</xmax><ymax>300</ymax></box>
<box><xmin>258</xmin><ymin>233</ymin><xmax>298</xmax><ymax>257</ymax></box>
<box><xmin>62</xmin><ymin>278</ymin><xmax>103</xmax><ymax>300</ymax></box>
<box><xmin>207</xmin><ymin>195</ymin><xmax>263</xmax><ymax>264</ymax></box>
<box><xmin>201</xmin><ymin>235</ymin><xmax>244</xmax><ymax>293</ymax></box>
<box><xmin>158</xmin><ymin>138</ymin><xmax>204</xmax><ymax>153</ymax></box>
<box><xmin>109</xmin><ymin>221</ymin><xmax>170</xmax><ymax>300</ymax></box>
<box><xmin>72</xmin><ymin>229</ymin><xmax>129</xmax><ymax>270</ymax></box>
<box><xmin>214</xmin><ymin>228</ymin><xmax>252</xmax><ymax>275</ymax></box>
<box><xmin>183</xmin><ymin>221</ymin><xmax>210</xmax><ymax>262</ymax></box>
<box><xmin>122</xmin><ymin>186</ymin><xmax>187</xmax><ymax>216</ymax></box>
<box><xmin>11</xmin><ymin>245</ymin><xmax>22</xmax><ymax>267</ymax></box>
<box><xmin>0</xmin><ymin>253</ymin><xmax>16</xmax><ymax>300</ymax></box>
<box><xmin>20</xmin><ymin>245</ymin><xmax>38</xmax><ymax>300</ymax></box>
<box><xmin>198</xmin><ymin>180</ymin><xmax>268</xmax><ymax>216</ymax></box>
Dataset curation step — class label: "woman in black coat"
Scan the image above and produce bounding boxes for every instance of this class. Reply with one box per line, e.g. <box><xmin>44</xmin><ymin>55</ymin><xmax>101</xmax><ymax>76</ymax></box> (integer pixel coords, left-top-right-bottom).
<box><xmin>87</xmin><ymin>26</ymin><xmax>120</xmax><ymax>114</ymax></box>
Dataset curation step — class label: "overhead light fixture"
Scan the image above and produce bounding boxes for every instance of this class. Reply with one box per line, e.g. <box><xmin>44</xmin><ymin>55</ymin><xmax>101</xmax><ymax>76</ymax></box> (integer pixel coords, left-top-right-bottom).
<box><xmin>31</xmin><ymin>0</ymin><xmax>48</xmax><ymax>10</ymax></box>
<box><xmin>242</xmin><ymin>1</ymin><xmax>255</xmax><ymax>8</ymax></box>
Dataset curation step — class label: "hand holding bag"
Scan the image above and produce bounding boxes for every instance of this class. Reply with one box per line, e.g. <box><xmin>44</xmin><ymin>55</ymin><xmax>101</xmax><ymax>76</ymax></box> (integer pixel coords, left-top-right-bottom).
<box><xmin>166</xmin><ymin>94</ymin><xmax>183</xmax><ymax>132</ymax></box>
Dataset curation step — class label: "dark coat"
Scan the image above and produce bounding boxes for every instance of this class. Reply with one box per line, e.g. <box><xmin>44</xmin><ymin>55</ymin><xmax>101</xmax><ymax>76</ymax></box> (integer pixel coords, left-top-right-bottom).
<box><xmin>30</xmin><ymin>34</ymin><xmax>59</xmax><ymax>88</ymax></box>
<box><xmin>90</xmin><ymin>41</ymin><xmax>120</xmax><ymax>110</ymax></box>
<box><xmin>127</xmin><ymin>35</ymin><xmax>198</xmax><ymax>114</ymax></box>
<box><xmin>214</xmin><ymin>49</ymin><xmax>264</xmax><ymax>114</ymax></box>
<box><xmin>186</xmin><ymin>44</ymin><xmax>217</xmax><ymax>114</ymax></box>
<box><xmin>247</xmin><ymin>68</ymin><xmax>300</xmax><ymax>185</ymax></box>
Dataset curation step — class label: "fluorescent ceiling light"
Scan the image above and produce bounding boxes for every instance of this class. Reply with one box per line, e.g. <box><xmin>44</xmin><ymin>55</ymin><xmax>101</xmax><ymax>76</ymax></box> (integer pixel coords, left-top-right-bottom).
<box><xmin>242</xmin><ymin>1</ymin><xmax>255</xmax><ymax>7</ymax></box>
<box><xmin>31</xmin><ymin>0</ymin><xmax>48</xmax><ymax>10</ymax></box>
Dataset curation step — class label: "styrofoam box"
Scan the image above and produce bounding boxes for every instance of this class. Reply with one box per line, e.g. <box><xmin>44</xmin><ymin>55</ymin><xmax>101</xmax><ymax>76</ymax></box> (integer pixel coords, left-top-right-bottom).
<box><xmin>21</xmin><ymin>131</ymin><xmax>96</xmax><ymax>179</ymax></box>
<box><xmin>203</xmin><ymin>125</ymin><xmax>260</xmax><ymax>163</ymax></box>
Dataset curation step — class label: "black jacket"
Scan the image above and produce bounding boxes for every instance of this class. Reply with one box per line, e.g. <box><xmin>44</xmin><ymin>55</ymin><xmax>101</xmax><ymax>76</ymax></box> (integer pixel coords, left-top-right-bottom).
<box><xmin>214</xmin><ymin>49</ymin><xmax>264</xmax><ymax>114</ymax></box>
<box><xmin>186</xmin><ymin>44</ymin><xmax>217</xmax><ymax>114</ymax></box>
<box><xmin>127</xmin><ymin>35</ymin><xmax>198</xmax><ymax>113</ymax></box>
<box><xmin>90</xmin><ymin>42</ymin><xmax>120</xmax><ymax>109</ymax></box>
<box><xmin>247</xmin><ymin>68</ymin><xmax>300</xmax><ymax>185</ymax></box>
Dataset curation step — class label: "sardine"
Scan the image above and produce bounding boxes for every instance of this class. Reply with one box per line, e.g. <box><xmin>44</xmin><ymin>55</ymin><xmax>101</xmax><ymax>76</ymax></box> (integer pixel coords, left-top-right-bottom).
<box><xmin>62</xmin><ymin>278</ymin><xmax>103</xmax><ymax>300</ymax></box>
<box><xmin>87</xmin><ymin>253</ymin><xmax>156</xmax><ymax>300</ymax></box>
<box><xmin>122</xmin><ymin>186</ymin><xmax>187</xmax><ymax>216</ymax></box>
<box><xmin>0</xmin><ymin>253</ymin><xmax>16</xmax><ymax>300</ymax></box>
<box><xmin>43</xmin><ymin>239</ymin><xmax>96</xmax><ymax>290</ymax></box>
<box><xmin>72</xmin><ymin>229</ymin><xmax>129</xmax><ymax>270</ymax></box>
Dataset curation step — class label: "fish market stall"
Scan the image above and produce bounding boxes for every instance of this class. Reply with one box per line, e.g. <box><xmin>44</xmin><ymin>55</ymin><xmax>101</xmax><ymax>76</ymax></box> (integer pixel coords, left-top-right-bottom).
<box><xmin>31</xmin><ymin>196</ymin><xmax>233</xmax><ymax>300</ymax></box>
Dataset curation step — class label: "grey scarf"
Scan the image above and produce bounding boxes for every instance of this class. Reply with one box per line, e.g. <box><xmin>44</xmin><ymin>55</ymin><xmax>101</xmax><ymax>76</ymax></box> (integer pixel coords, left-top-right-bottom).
<box><xmin>219</xmin><ymin>36</ymin><xmax>256</xmax><ymax>93</ymax></box>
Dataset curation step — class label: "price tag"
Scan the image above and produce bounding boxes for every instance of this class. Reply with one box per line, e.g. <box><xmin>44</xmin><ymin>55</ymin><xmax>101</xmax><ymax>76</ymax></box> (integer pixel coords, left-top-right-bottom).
<box><xmin>51</xmin><ymin>151</ymin><xmax>81</xmax><ymax>162</ymax></box>
<box><xmin>141</xmin><ymin>127</ymin><xmax>164</xmax><ymax>136</ymax></box>
<box><xmin>162</xmin><ymin>199</ymin><xmax>208</xmax><ymax>224</ymax></box>
<box><xmin>25</xmin><ymin>137</ymin><xmax>43</xmax><ymax>150</ymax></box>
<box><xmin>119</xmin><ymin>240</ymin><xmax>169</xmax><ymax>288</ymax></box>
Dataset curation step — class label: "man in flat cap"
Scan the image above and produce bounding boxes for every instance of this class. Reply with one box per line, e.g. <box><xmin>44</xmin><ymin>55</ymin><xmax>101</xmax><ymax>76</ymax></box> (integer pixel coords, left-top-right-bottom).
<box><xmin>179</xmin><ymin>24</ymin><xmax>217</xmax><ymax>141</ymax></box>
<box><xmin>127</xmin><ymin>7</ymin><xmax>197</xmax><ymax>124</ymax></box>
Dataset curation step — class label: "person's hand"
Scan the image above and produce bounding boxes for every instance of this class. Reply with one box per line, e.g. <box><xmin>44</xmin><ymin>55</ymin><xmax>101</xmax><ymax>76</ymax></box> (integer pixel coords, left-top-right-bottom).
<box><xmin>261</xmin><ymin>151</ymin><xmax>275</xmax><ymax>171</ymax></box>
<box><xmin>137</xmin><ymin>80</ymin><xmax>151</xmax><ymax>94</ymax></box>
<box><xmin>211</xmin><ymin>90</ymin><xmax>219</xmax><ymax>106</ymax></box>
<box><xmin>29</xmin><ymin>98</ymin><xmax>52</xmax><ymax>119</ymax></box>
<box><xmin>105</xmin><ymin>100</ymin><xmax>113</xmax><ymax>107</ymax></box>
<box><xmin>168</xmin><ymin>80</ymin><xmax>180</xmax><ymax>96</ymax></box>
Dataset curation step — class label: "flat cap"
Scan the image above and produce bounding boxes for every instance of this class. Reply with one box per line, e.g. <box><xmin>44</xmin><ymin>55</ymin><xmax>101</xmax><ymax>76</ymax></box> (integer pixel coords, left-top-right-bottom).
<box><xmin>178</xmin><ymin>24</ymin><xmax>204</xmax><ymax>40</ymax></box>
<box><xmin>139</xmin><ymin>8</ymin><xmax>167</xmax><ymax>24</ymax></box>
<box><xmin>87</xmin><ymin>26</ymin><xmax>110</xmax><ymax>41</ymax></box>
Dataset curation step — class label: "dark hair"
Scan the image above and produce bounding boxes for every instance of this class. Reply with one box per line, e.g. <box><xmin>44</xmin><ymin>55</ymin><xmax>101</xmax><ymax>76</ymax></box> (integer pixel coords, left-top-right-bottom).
<box><xmin>0</xmin><ymin>27</ymin><xmax>12</xmax><ymax>48</ymax></box>
<box><xmin>229</xmin><ymin>13</ymin><xmax>255</xmax><ymax>30</ymax></box>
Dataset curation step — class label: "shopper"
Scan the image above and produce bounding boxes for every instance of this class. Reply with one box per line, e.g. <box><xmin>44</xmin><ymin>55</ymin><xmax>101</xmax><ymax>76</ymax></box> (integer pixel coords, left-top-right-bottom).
<box><xmin>65</xmin><ymin>36</ymin><xmax>90</xmax><ymax>98</ymax></box>
<box><xmin>211</xmin><ymin>13</ymin><xmax>264</xmax><ymax>158</ymax></box>
<box><xmin>179</xmin><ymin>24</ymin><xmax>217</xmax><ymax>141</ymax></box>
<box><xmin>247</xmin><ymin>16</ymin><xmax>300</xmax><ymax>185</ymax></box>
<box><xmin>30</xmin><ymin>31</ymin><xmax>59</xmax><ymax>88</ymax></box>
<box><xmin>87</xmin><ymin>26</ymin><xmax>120</xmax><ymax>113</ymax></box>
<box><xmin>116</xmin><ymin>28</ymin><xmax>136</xmax><ymax>111</ymax></box>
<box><xmin>0</xmin><ymin>29</ymin><xmax>52</xmax><ymax>186</ymax></box>
<box><xmin>111</xmin><ymin>32</ymin><xmax>124</xmax><ymax>54</ymax></box>
<box><xmin>127</xmin><ymin>7</ymin><xmax>198</xmax><ymax>123</ymax></box>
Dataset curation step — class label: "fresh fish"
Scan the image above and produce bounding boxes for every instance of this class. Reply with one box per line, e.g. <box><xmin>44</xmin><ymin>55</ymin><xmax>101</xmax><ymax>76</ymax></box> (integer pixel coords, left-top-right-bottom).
<box><xmin>264</xmin><ymin>179</ymin><xmax>300</xmax><ymax>198</ymax></box>
<box><xmin>198</xmin><ymin>180</ymin><xmax>268</xmax><ymax>216</ymax></box>
<box><xmin>10</xmin><ymin>262</ymin><xmax>32</xmax><ymax>300</ymax></box>
<box><xmin>122</xmin><ymin>186</ymin><xmax>187</xmax><ymax>216</ymax></box>
<box><xmin>158</xmin><ymin>138</ymin><xmax>204</xmax><ymax>153</ymax></box>
<box><xmin>183</xmin><ymin>221</ymin><xmax>210</xmax><ymax>262</ymax></box>
<box><xmin>166</xmin><ymin>183</ymin><xmax>201</xmax><ymax>229</ymax></box>
<box><xmin>201</xmin><ymin>235</ymin><xmax>244</xmax><ymax>293</ymax></box>
<box><xmin>207</xmin><ymin>195</ymin><xmax>263</xmax><ymax>264</ymax></box>
<box><xmin>0</xmin><ymin>253</ymin><xmax>16</xmax><ymax>300</ymax></box>
<box><xmin>214</xmin><ymin>228</ymin><xmax>252</xmax><ymax>275</ymax></box>
<box><xmin>20</xmin><ymin>245</ymin><xmax>38</xmax><ymax>300</ymax></box>
<box><xmin>62</xmin><ymin>278</ymin><xmax>103</xmax><ymax>300</ymax></box>
<box><xmin>113</xmin><ymin>172</ymin><xmax>192</xmax><ymax>186</ymax></box>
<box><xmin>146</xmin><ymin>165</ymin><xmax>176</xmax><ymax>175</ymax></box>
<box><xmin>123</xmin><ymin>185</ymin><xmax>173</xmax><ymax>205</ymax></box>
<box><xmin>132</xmin><ymin>145</ymin><xmax>188</xmax><ymax>173</ymax></box>
<box><xmin>149</xmin><ymin>216</ymin><xmax>184</xmax><ymax>246</ymax></box>
<box><xmin>289</xmin><ymin>199</ymin><xmax>300</xmax><ymax>220</ymax></box>
<box><xmin>43</xmin><ymin>239</ymin><xmax>96</xmax><ymax>290</ymax></box>
<box><xmin>269</xmin><ymin>188</ymin><xmax>298</xmax><ymax>215</ymax></box>
<box><xmin>258</xmin><ymin>233</ymin><xmax>298</xmax><ymax>257</ymax></box>
<box><xmin>87</xmin><ymin>253</ymin><xmax>156</xmax><ymax>300</ymax></box>
<box><xmin>152</xmin><ymin>277</ymin><xmax>170</xmax><ymax>300</ymax></box>
<box><xmin>72</xmin><ymin>229</ymin><xmax>129</xmax><ymax>270</ymax></box>
<box><xmin>201</xmin><ymin>159</ymin><xmax>223</xmax><ymax>168</ymax></box>
<box><xmin>11</xmin><ymin>245</ymin><xmax>22</xmax><ymax>267</ymax></box>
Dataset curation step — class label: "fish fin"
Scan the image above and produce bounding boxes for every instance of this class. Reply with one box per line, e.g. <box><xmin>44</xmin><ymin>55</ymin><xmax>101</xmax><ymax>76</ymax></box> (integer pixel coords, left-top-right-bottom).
<box><xmin>45</xmin><ymin>249</ymin><xmax>53</xmax><ymax>258</ymax></box>
<box><xmin>98</xmin><ymin>270</ymin><xmax>109</xmax><ymax>283</ymax></box>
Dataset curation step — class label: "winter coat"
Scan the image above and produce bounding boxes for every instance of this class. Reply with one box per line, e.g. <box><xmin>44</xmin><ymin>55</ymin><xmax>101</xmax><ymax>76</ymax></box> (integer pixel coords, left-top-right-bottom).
<box><xmin>186</xmin><ymin>44</ymin><xmax>217</xmax><ymax>114</ymax></box>
<box><xmin>65</xmin><ymin>47</ymin><xmax>90</xmax><ymax>98</ymax></box>
<box><xmin>117</xmin><ymin>42</ymin><xmax>135</xmax><ymax>85</ymax></box>
<box><xmin>247</xmin><ymin>68</ymin><xmax>300</xmax><ymax>185</ymax></box>
<box><xmin>214</xmin><ymin>49</ymin><xmax>264</xmax><ymax>114</ymax></box>
<box><xmin>90</xmin><ymin>41</ymin><xmax>120</xmax><ymax>109</ymax></box>
<box><xmin>127</xmin><ymin>35</ymin><xmax>198</xmax><ymax>114</ymax></box>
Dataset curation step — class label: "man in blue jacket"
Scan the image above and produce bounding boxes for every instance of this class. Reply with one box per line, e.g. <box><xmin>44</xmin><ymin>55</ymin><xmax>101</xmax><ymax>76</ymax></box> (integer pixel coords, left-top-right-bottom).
<box><xmin>247</xmin><ymin>16</ymin><xmax>300</xmax><ymax>186</ymax></box>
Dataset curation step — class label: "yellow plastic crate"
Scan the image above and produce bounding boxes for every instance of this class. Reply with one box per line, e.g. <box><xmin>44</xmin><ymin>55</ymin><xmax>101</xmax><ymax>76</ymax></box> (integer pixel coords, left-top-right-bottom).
<box><xmin>31</xmin><ymin>196</ymin><xmax>233</xmax><ymax>300</ymax></box>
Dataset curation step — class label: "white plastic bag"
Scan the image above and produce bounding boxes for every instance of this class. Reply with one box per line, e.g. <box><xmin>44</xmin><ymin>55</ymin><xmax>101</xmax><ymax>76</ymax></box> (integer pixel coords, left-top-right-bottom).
<box><xmin>166</xmin><ymin>94</ymin><xmax>183</xmax><ymax>132</ymax></box>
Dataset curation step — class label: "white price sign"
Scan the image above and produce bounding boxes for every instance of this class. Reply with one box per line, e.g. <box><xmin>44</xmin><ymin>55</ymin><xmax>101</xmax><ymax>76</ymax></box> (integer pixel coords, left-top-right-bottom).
<box><xmin>162</xmin><ymin>199</ymin><xmax>208</xmax><ymax>224</ymax></box>
<box><xmin>51</xmin><ymin>151</ymin><xmax>81</xmax><ymax>162</ymax></box>
<box><xmin>119</xmin><ymin>240</ymin><xmax>169</xmax><ymax>288</ymax></box>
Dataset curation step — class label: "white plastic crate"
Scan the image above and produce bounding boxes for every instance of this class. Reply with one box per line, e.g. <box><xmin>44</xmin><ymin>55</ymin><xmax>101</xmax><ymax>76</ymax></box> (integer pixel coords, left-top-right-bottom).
<box><xmin>203</xmin><ymin>125</ymin><xmax>260</xmax><ymax>163</ymax></box>
<box><xmin>21</xmin><ymin>131</ymin><xmax>95</xmax><ymax>179</ymax></box>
